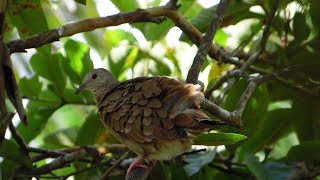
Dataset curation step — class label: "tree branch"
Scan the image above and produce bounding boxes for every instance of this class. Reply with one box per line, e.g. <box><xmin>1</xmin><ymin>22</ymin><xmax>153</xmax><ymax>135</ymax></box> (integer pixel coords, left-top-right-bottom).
<box><xmin>62</xmin><ymin>159</ymin><xmax>113</xmax><ymax>179</ymax></box>
<box><xmin>6</xmin><ymin>2</ymin><xmax>315</xmax><ymax>98</ymax></box>
<box><xmin>9</xmin><ymin>121</ymin><xmax>29</xmax><ymax>157</ymax></box>
<box><xmin>100</xmin><ymin>151</ymin><xmax>129</xmax><ymax>179</ymax></box>
<box><xmin>209</xmin><ymin>164</ymin><xmax>254</xmax><ymax>179</ymax></box>
<box><xmin>233</xmin><ymin>79</ymin><xmax>259</xmax><ymax>118</ymax></box>
<box><xmin>201</xmin><ymin>99</ymin><xmax>240</xmax><ymax>127</ymax></box>
<box><xmin>16</xmin><ymin>150</ymin><xmax>88</xmax><ymax>176</ymax></box>
<box><xmin>204</xmin><ymin>70</ymin><xmax>248</xmax><ymax>99</ymax></box>
<box><xmin>28</xmin><ymin>144</ymin><xmax>127</xmax><ymax>162</ymax></box>
<box><xmin>186</xmin><ymin>0</ymin><xmax>231</xmax><ymax>84</ymax></box>
<box><xmin>214</xmin><ymin>0</ymin><xmax>280</xmax><ymax>124</ymax></box>
<box><xmin>0</xmin><ymin>0</ymin><xmax>8</xmax><ymax>143</ymax></box>
<box><xmin>7</xmin><ymin>8</ymin><xmax>165</xmax><ymax>54</ymax></box>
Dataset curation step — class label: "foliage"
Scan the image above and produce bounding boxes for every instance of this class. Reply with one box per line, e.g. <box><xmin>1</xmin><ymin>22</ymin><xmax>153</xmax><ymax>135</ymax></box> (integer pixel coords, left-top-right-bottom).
<box><xmin>1</xmin><ymin>0</ymin><xmax>320</xmax><ymax>179</ymax></box>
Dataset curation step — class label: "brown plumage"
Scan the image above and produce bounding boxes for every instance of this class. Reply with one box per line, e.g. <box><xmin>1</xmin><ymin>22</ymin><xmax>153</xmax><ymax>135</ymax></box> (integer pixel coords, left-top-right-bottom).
<box><xmin>77</xmin><ymin>68</ymin><xmax>220</xmax><ymax>179</ymax></box>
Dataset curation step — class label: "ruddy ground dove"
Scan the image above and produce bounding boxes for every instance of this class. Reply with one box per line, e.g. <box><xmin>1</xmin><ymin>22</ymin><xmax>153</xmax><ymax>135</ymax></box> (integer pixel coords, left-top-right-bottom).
<box><xmin>76</xmin><ymin>68</ymin><xmax>222</xmax><ymax>179</ymax></box>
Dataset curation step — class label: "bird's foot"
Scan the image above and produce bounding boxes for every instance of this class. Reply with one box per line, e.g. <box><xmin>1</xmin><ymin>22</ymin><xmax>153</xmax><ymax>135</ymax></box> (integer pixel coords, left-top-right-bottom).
<box><xmin>126</xmin><ymin>157</ymin><xmax>156</xmax><ymax>180</ymax></box>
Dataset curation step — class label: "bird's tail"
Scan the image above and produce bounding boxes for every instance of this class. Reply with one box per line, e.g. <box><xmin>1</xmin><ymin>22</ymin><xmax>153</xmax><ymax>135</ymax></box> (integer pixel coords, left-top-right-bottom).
<box><xmin>173</xmin><ymin>109</ymin><xmax>226</xmax><ymax>136</ymax></box>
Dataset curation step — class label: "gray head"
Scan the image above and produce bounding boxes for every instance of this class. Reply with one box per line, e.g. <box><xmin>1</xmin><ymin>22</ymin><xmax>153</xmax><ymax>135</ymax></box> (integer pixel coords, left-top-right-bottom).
<box><xmin>76</xmin><ymin>68</ymin><xmax>119</xmax><ymax>95</ymax></box>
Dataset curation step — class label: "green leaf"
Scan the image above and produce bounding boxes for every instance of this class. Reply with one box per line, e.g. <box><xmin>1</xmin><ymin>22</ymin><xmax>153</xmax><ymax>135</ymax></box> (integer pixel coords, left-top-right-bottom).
<box><xmin>285</xmin><ymin>141</ymin><xmax>320</xmax><ymax>164</ymax></box>
<box><xmin>63</xmin><ymin>88</ymin><xmax>95</xmax><ymax>105</ymax></box>
<box><xmin>170</xmin><ymin>165</ymin><xmax>188</xmax><ymax>179</ymax></box>
<box><xmin>17</xmin><ymin>101</ymin><xmax>58</xmax><ymax>143</ymax></box>
<box><xmin>121</xmin><ymin>47</ymin><xmax>139</xmax><ymax>76</ymax></box>
<box><xmin>245</xmin><ymin>154</ymin><xmax>295</xmax><ymax>180</ymax></box>
<box><xmin>137</xmin><ymin>0</ymin><xmax>202</xmax><ymax>41</ymax></box>
<box><xmin>30</xmin><ymin>52</ymin><xmax>66</xmax><ymax>96</ymax></box>
<box><xmin>165</xmin><ymin>48</ymin><xmax>182</xmax><ymax>78</ymax></box>
<box><xmin>0</xmin><ymin>139</ymin><xmax>32</xmax><ymax>168</ymax></box>
<box><xmin>184</xmin><ymin>150</ymin><xmax>216</xmax><ymax>176</ymax></box>
<box><xmin>214</xmin><ymin>29</ymin><xmax>228</xmax><ymax>47</ymax></box>
<box><xmin>208</xmin><ymin>61</ymin><xmax>227</xmax><ymax>80</ymax></box>
<box><xmin>180</xmin><ymin>1</ymin><xmax>263</xmax><ymax>41</ymax></box>
<box><xmin>240</xmin><ymin>19</ymin><xmax>263</xmax><ymax>47</ymax></box>
<box><xmin>264</xmin><ymin>162</ymin><xmax>295</xmax><ymax>180</ymax></box>
<box><xmin>239</xmin><ymin>109</ymin><xmax>292</xmax><ymax>155</ymax></box>
<box><xmin>179</xmin><ymin>0</ymin><xmax>202</xmax><ymax>19</ymax></box>
<box><xmin>292</xmin><ymin>13</ymin><xmax>310</xmax><ymax>41</ymax></box>
<box><xmin>150</xmin><ymin>58</ymin><xmax>171</xmax><ymax>76</ymax></box>
<box><xmin>75</xmin><ymin>0</ymin><xmax>86</xmax><ymax>5</ymax></box>
<box><xmin>104</xmin><ymin>29</ymin><xmax>136</xmax><ymax>46</ymax></box>
<box><xmin>41</xmin><ymin>0</ymin><xmax>61</xmax><ymax>29</ymax></box>
<box><xmin>108</xmin><ymin>47</ymin><xmax>139</xmax><ymax>79</ymax></box>
<box><xmin>269</xmin><ymin>132</ymin><xmax>299</xmax><ymax>159</ymax></box>
<box><xmin>267</xmin><ymin>82</ymin><xmax>293</xmax><ymax>101</ymax></box>
<box><xmin>19</xmin><ymin>75</ymin><xmax>42</xmax><ymax>97</ymax></box>
<box><xmin>193</xmin><ymin>133</ymin><xmax>248</xmax><ymax>146</ymax></box>
<box><xmin>139</xmin><ymin>21</ymin><xmax>174</xmax><ymax>41</ymax></box>
<box><xmin>74</xmin><ymin>168</ymin><xmax>103</xmax><ymax>180</ymax></box>
<box><xmin>43</xmin><ymin>128</ymin><xmax>79</xmax><ymax>148</ymax></box>
<box><xmin>50</xmin><ymin>104</ymin><xmax>88</xmax><ymax>129</ymax></box>
<box><xmin>84</xmin><ymin>31</ymin><xmax>111</xmax><ymax>58</ymax></box>
<box><xmin>147</xmin><ymin>0</ymin><xmax>161</xmax><ymax>7</ymax></box>
<box><xmin>0</xmin><ymin>159</ymin><xmax>19</xmax><ymax>178</ymax></box>
<box><xmin>63</xmin><ymin>39</ymin><xmax>94</xmax><ymax>85</ymax></box>
<box><xmin>111</xmin><ymin>0</ymin><xmax>139</xmax><ymax>12</ymax></box>
<box><xmin>7</xmin><ymin>0</ymin><xmax>48</xmax><ymax>38</ymax></box>
<box><xmin>75</xmin><ymin>113</ymin><xmax>103</xmax><ymax>146</ymax></box>
<box><xmin>288</xmin><ymin>47</ymin><xmax>319</xmax><ymax>66</ymax></box>
<box><xmin>223</xmin><ymin>80</ymin><xmax>269</xmax><ymax>137</ymax></box>
<box><xmin>244</xmin><ymin>153</ymin><xmax>270</xmax><ymax>180</ymax></box>
<box><xmin>310</xmin><ymin>0</ymin><xmax>320</xmax><ymax>29</ymax></box>
<box><xmin>292</xmin><ymin>96</ymin><xmax>320</xmax><ymax>141</ymax></box>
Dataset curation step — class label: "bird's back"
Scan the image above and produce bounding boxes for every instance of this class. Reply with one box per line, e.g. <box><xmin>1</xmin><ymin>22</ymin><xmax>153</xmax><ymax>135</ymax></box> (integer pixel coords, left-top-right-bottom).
<box><xmin>98</xmin><ymin>76</ymin><xmax>217</xmax><ymax>160</ymax></box>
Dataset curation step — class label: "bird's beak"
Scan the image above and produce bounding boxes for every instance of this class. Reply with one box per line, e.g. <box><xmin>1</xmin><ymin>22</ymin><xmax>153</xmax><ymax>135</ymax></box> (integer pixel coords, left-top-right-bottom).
<box><xmin>75</xmin><ymin>83</ymin><xmax>86</xmax><ymax>95</ymax></box>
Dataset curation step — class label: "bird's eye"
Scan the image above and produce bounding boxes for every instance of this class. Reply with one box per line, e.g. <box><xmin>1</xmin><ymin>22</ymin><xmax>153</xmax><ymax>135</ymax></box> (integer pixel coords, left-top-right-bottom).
<box><xmin>92</xmin><ymin>74</ymin><xmax>97</xmax><ymax>79</ymax></box>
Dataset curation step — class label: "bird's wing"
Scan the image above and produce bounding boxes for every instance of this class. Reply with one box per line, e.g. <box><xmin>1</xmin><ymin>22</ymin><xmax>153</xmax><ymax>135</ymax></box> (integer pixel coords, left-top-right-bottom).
<box><xmin>98</xmin><ymin>77</ymin><xmax>218</xmax><ymax>144</ymax></box>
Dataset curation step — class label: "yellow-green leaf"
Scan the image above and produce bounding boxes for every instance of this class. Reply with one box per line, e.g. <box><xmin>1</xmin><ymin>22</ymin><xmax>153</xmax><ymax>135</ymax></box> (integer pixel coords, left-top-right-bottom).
<box><xmin>194</xmin><ymin>132</ymin><xmax>248</xmax><ymax>146</ymax></box>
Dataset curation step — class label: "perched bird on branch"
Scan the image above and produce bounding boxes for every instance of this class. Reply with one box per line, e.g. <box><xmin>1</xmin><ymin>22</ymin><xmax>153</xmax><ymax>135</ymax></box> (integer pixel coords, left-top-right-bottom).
<box><xmin>76</xmin><ymin>68</ymin><xmax>222</xmax><ymax>179</ymax></box>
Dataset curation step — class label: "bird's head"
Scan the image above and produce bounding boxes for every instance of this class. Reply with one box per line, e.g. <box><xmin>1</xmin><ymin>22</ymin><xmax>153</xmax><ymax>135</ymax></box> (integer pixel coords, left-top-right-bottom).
<box><xmin>76</xmin><ymin>68</ymin><xmax>119</xmax><ymax>95</ymax></box>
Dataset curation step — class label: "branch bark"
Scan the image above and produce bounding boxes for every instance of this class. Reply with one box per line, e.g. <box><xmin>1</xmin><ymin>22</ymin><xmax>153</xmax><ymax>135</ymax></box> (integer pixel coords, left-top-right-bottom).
<box><xmin>186</xmin><ymin>0</ymin><xmax>231</xmax><ymax>84</ymax></box>
<box><xmin>6</xmin><ymin>1</ymin><xmax>316</xmax><ymax>98</ymax></box>
<box><xmin>100</xmin><ymin>151</ymin><xmax>129</xmax><ymax>180</ymax></box>
<box><xmin>0</xmin><ymin>0</ymin><xmax>8</xmax><ymax>143</ymax></box>
<box><xmin>16</xmin><ymin>150</ymin><xmax>88</xmax><ymax>175</ymax></box>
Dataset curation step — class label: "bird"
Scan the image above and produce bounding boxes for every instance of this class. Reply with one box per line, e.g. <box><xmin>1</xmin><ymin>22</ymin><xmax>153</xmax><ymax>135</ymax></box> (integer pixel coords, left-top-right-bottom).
<box><xmin>76</xmin><ymin>68</ymin><xmax>222</xmax><ymax>179</ymax></box>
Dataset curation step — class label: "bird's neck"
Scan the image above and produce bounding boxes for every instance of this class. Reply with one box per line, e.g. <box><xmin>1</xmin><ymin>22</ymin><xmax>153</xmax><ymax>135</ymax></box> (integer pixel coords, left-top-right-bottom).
<box><xmin>93</xmin><ymin>80</ymin><xmax>120</xmax><ymax>105</ymax></box>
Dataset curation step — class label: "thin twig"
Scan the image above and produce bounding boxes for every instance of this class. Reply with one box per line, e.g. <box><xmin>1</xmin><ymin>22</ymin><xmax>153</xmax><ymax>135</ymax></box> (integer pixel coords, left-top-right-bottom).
<box><xmin>204</xmin><ymin>70</ymin><xmax>248</xmax><ymax>99</ymax></box>
<box><xmin>201</xmin><ymin>99</ymin><xmax>240</xmax><ymax>127</ymax></box>
<box><xmin>16</xmin><ymin>150</ymin><xmax>87</xmax><ymax>176</ymax></box>
<box><xmin>186</xmin><ymin>0</ymin><xmax>231</xmax><ymax>84</ymax></box>
<box><xmin>100</xmin><ymin>151</ymin><xmax>129</xmax><ymax>179</ymax></box>
<box><xmin>29</xmin><ymin>144</ymin><xmax>127</xmax><ymax>162</ymax></box>
<box><xmin>9</xmin><ymin>121</ymin><xmax>29</xmax><ymax>157</ymax></box>
<box><xmin>233</xmin><ymin>79</ymin><xmax>259</xmax><ymax>118</ymax></box>
<box><xmin>28</xmin><ymin>147</ymin><xmax>67</xmax><ymax>162</ymax></box>
<box><xmin>0</xmin><ymin>112</ymin><xmax>13</xmax><ymax>142</ymax></box>
<box><xmin>218</xmin><ymin>0</ymin><xmax>280</xmax><ymax>122</ymax></box>
<box><xmin>5</xmin><ymin>2</ymin><xmax>316</xmax><ymax>98</ymax></box>
<box><xmin>256</xmin><ymin>64</ymin><xmax>320</xmax><ymax>84</ymax></box>
<box><xmin>0</xmin><ymin>0</ymin><xmax>8</xmax><ymax>42</ymax></box>
<box><xmin>183</xmin><ymin>148</ymin><xmax>207</xmax><ymax>155</ymax></box>
<box><xmin>61</xmin><ymin>159</ymin><xmax>113</xmax><ymax>179</ymax></box>
<box><xmin>239</xmin><ymin>0</ymin><xmax>279</xmax><ymax>71</ymax></box>
<box><xmin>209</xmin><ymin>163</ymin><xmax>253</xmax><ymax>178</ymax></box>
<box><xmin>0</xmin><ymin>0</ymin><xmax>9</xmax><ymax>143</ymax></box>
<box><xmin>232</xmin><ymin>57</ymin><xmax>318</xmax><ymax>119</ymax></box>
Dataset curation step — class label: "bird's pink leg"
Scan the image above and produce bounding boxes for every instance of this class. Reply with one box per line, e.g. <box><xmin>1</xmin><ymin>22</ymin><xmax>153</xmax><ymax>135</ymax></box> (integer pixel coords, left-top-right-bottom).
<box><xmin>126</xmin><ymin>157</ymin><xmax>156</xmax><ymax>176</ymax></box>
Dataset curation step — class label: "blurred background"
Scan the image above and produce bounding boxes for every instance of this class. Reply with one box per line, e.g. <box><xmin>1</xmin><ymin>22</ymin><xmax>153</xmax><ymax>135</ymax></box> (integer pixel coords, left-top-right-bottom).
<box><xmin>2</xmin><ymin>0</ymin><xmax>320</xmax><ymax>179</ymax></box>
